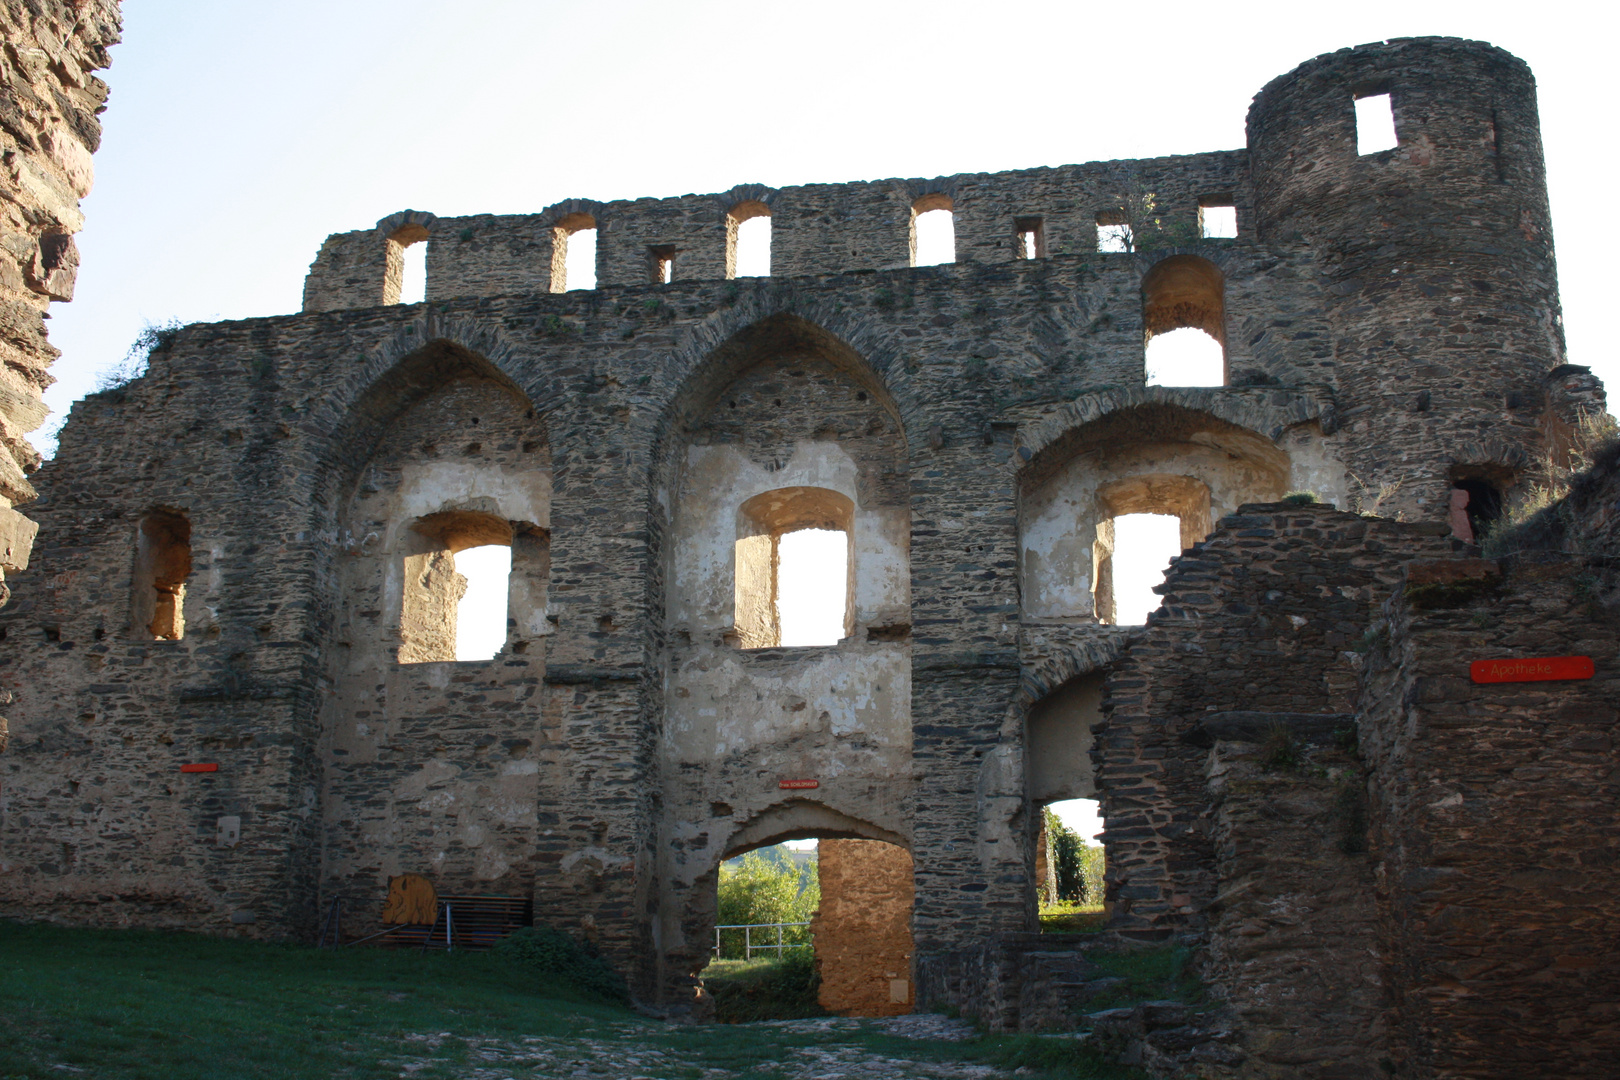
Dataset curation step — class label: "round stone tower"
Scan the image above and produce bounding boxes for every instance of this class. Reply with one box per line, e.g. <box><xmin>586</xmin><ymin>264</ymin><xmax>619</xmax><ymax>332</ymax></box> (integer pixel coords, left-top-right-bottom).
<box><xmin>1247</xmin><ymin>37</ymin><xmax>1564</xmax><ymax>519</ymax></box>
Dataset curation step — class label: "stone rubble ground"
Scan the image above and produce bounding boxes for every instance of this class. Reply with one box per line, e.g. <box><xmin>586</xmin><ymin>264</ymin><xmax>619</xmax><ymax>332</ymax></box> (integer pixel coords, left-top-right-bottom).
<box><xmin>397</xmin><ymin>1015</ymin><xmax>1018</xmax><ymax>1079</ymax></box>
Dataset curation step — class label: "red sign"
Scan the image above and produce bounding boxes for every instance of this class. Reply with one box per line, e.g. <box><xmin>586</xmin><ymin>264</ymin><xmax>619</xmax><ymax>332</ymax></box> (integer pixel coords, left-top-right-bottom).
<box><xmin>1469</xmin><ymin>656</ymin><xmax>1594</xmax><ymax>684</ymax></box>
<box><xmin>779</xmin><ymin>779</ymin><xmax>819</xmax><ymax>790</ymax></box>
<box><xmin>179</xmin><ymin>763</ymin><xmax>219</xmax><ymax>773</ymax></box>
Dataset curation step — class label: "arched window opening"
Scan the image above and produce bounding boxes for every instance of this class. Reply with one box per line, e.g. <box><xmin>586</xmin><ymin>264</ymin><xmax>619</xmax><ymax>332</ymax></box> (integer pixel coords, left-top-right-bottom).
<box><xmin>910</xmin><ymin>194</ymin><xmax>955</xmax><ymax>267</ymax></box>
<box><xmin>1199</xmin><ymin>197</ymin><xmax>1237</xmax><ymax>239</ymax></box>
<box><xmin>1024</xmin><ymin>672</ymin><xmax>1105</xmax><ymax>932</ymax></box>
<box><xmin>734</xmin><ymin>487</ymin><xmax>854</xmax><ymax>649</ymax></box>
<box><xmin>1142</xmin><ymin>255</ymin><xmax>1226</xmax><ymax>387</ymax></box>
<box><xmin>453</xmin><ymin>543</ymin><xmax>512</xmax><ymax>662</ymax></box>
<box><xmin>709</xmin><ymin>836</ymin><xmax>913</xmax><ymax>1016</ymax></box>
<box><xmin>1354</xmin><ymin>88</ymin><xmax>1398</xmax><ymax>155</ymax></box>
<box><xmin>1015</xmin><ymin>215</ymin><xmax>1045</xmax><ymax>259</ymax></box>
<box><xmin>727</xmin><ymin>201</ymin><xmax>771</xmax><ymax>279</ymax></box>
<box><xmin>1091</xmin><ymin>476</ymin><xmax>1209</xmax><ymax>626</ymax></box>
<box><xmin>550</xmin><ymin>212</ymin><xmax>597</xmax><ymax>292</ymax></box>
<box><xmin>385</xmin><ymin>224</ymin><xmax>429</xmax><ymax>306</ymax></box>
<box><xmin>399</xmin><ymin>511</ymin><xmax>513</xmax><ymax>664</ymax></box>
<box><xmin>132</xmin><ymin>510</ymin><xmax>190</xmax><ymax>640</ymax></box>
<box><xmin>649</xmin><ymin>244</ymin><xmax>677</xmax><ymax>284</ymax></box>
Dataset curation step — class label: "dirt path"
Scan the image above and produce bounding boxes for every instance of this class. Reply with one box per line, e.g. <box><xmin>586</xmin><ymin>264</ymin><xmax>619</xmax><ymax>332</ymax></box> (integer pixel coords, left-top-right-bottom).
<box><xmin>398</xmin><ymin>1014</ymin><xmax>1022</xmax><ymax>1079</ymax></box>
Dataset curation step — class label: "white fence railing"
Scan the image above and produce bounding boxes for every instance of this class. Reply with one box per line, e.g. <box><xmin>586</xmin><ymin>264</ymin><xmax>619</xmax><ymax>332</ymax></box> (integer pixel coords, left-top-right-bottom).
<box><xmin>712</xmin><ymin>921</ymin><xmax>811</xmax><ymax>959</ymax></box>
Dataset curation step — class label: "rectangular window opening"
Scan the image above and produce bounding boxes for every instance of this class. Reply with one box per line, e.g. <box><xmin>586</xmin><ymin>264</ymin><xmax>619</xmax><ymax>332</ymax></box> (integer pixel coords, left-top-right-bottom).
<box><xmin>399</xmin><ymin>241</ymin><xmax>427</xmax><ymax>304</ymax></box>
<box><xmin>564</xmin><ymin>228</ymin><xmax>597</xmax><ymax>291</ymax></box>
<box><xmin>649</xmin><ymin>245</ymin><xmax>677</xmax><ymax>285</ymax></box>
<box><xmin>1096</xmin><ymin>210</ymin><xmax>1131</xmax><ymax>254</ymax></box>
<box><xmin>133</xmin><ymin>511</ymin><xmax>191</xmax><ymax>640</ymax></box>
<box><xmin>911</xmin><ymin>204</ymin><xmax>955</xmax><ymax>267</ymax></box>
<box><xmin>1355</xmin><ymin>92</ymin><xmax>1398</xmax><ymax>155</ymax></box>
<box><xmin>1015</xmin><ymin>216</ymin><xmax>1045</xmax><ymax>259</ymax></box>
<box><xmin>731</xmin><ymin>214</ymin><xmax>771</xmax><ymax>278</ymax></box>
<box><xmin>1198</xmin><ymin>200</ymin><xmax>1237</xmax><ymax>239</ymax></box>
<box><xmin>1038</xmin><ymin>800</ymin><xmax>1105</xmax><ymax>926</ymax></box>
<box><xmin>776</xmin><ymin>528</ymin><xmax>848</xmax><ymax>646</ymax></box>
<box><xmin>454</xmin><ymin>544</ymin><xmax>512</xmax><ymax>662</ymax></box>
<box><xmin>1096</xmin><ymin>513</ymin><xmax>1180</xmax><ymax>626</ymax></box>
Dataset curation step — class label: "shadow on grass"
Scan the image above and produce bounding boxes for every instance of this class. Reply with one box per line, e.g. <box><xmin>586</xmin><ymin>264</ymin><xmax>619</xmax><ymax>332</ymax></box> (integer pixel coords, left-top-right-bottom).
<box><xmin>1</xmin><ymin>921</ymin><xmax>1149</xmax><ymax>1080</ymax></box>
<box><xmin>0</xmin><ymin>920</ymin><xmax>628</xmax><ymax>1080</ymax></box>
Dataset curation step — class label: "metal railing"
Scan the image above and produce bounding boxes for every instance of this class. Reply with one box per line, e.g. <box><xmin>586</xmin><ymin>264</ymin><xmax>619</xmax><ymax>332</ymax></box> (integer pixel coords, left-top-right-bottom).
<box><xmin>713</xmin><ymin>921</ymin><xmax>811</xmax><ymax>960</ymax></box>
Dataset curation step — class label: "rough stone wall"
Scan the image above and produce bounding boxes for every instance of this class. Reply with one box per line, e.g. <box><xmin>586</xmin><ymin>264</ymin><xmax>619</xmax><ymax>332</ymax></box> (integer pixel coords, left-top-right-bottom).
<box><xmin>1097</xmin><ymin>503</ymin><xmax>1454</xmax><ymax>934</ymax></box>
<box><xmin>811</xmin><ymin>839</ymin><xmax>914</xmax><ymax>1017</ymax></box>
<box><xmin>1202</xmin><ymin>725</ymin><xmax>1385</xmax><ymax>1078</ymax></box>
<box><xmin>0</xmin><ymin>0</ymin><xmax>120</xmax><ymax>610</ymax></box>
<box><xmin>302</xmin><ymin>210</ymin><xmax>436</xmax><ymax>312</ymax></box>
<box><xmin>1358</xmin><ymin>554</ymin><xmax>1620</xmax><ymax>1079</ymax></box>
<box><xmin>1248</xmin><ymin>39</ymin><xmax>1564</xmax><ymax>519</ymax></box>
<box><xmin>318</xmin><ymin>371</ymin><xmax>551</xmax><ymax>915</ymax></box>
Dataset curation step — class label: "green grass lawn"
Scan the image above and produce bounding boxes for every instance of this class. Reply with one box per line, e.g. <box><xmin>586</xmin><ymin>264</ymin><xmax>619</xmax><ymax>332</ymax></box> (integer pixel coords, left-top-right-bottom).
<box><xmin>0</xmin><ymin>920</ymin><xmax>627</xmax><ymax>1079</ymax></box>
<box><xmin>0</xmin><ymin>921</ymin><xmax>1142</xmax><ymax>1080</ymax></box>
<box><xmin>1038</xmin><ymin>901</ymin><xmax>1108</xmax><ymax>934</ymax></box>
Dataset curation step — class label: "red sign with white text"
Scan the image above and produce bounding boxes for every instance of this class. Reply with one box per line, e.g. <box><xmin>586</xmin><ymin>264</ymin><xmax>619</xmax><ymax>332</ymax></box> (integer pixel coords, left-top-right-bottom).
<box><xmin>778</xmin><ymin>779</ymin><xmax>819</xmax><ymax>790</ymax></box>
<box><xmin>1469</xmin><ymin>656</ymin><xmax>1593</xmax><ymax>684</ymax></box>
<box><xmin>179</xmin><ymin>763</ymin><xmax>219</xmax><ymax>773</ymax></box>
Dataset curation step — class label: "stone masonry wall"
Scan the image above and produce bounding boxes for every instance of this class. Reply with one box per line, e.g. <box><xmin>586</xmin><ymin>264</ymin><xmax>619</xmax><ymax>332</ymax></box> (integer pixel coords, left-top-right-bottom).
<box><xmin>0</xmin><ymin>1</ymin><xmax>120</xmax><ymax>617</ymax></box>
<box><xmin>811</xmin><ymin>839</ymin><xmax>914</xmax><ymax>1017</ymax></box>
<box><xmin>1359</xmin><ymin>553</ymin><xmax>1620</xmax><ymax>1079</ymax></box>
<box><xmin>1202</xmin><ymin>724</ymin><xmax>1386</xmax><ymax>1078</ymax></box>
<box><xmin>1097</xmin><ymin>503</ymin><xmax>1454</xmax><ymax>935</ymax></box>
<box><xmin>308</xmin><ymin>154</ymin><xmax>1248</xmax><ymax>312</ymax></box>
<box><xmin>1248</xmin><ymin>39</ymin><xmax>1564</xmax><ymax>520</ymax></box>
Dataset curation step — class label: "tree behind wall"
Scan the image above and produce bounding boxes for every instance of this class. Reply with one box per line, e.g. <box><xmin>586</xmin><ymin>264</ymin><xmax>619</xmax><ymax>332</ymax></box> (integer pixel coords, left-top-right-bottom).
<box><xmin>1044</xmin><ymin>808</ymin><xmax>1105</xmax><ymax>904</ymax></box>
<box><xmin>716</xmin><ymin>847</ymin><xmax>820</xmax><ymax>958</ymax></box>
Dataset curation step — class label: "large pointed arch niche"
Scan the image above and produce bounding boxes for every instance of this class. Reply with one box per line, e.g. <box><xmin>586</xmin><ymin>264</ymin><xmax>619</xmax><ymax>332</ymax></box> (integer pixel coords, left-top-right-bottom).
<box><xmin>660</xmin><ymin>314</ymin><xmax>910</xmax><ymax>643</ymax></box>
<box><xmin>315</xmin><ymin>338</ymin><xmax>552</xmax><ymax>915</ymax></box>
<box><xmin>328</xmin><ymin>343</ymin><xmax>551</xmax><ymax>667</ymax></box>
<box><xmin>652</xmin><ymin>313</ymin><xmax>915</xmax><ymax>1016</ymax></box>
<box><xmin>1019</xmin><ymin>403</ymin><xmax>1288</xmax><ymax>623</ymax></box>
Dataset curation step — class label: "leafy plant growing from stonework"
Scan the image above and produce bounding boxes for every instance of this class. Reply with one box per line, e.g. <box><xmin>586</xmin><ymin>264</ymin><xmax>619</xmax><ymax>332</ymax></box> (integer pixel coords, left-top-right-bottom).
<box><xmin>1261</xmin><ymin>722</ymin><xmax>1300</xmax><ymax>771</ymax></box>
<box><xmin>1481</xmin><ymin>408</ymin><xmax>1620</xmax><ymax>557</ymax></box>
<box><xmin>1097</xmin><ymin>168</ymin><xmax>1202</xmax><ymax>253</ymax></box>
<box><xmin>94</xmin><ymin>319</ymin><xmax>184</xmax><ymax>393</ymax></box>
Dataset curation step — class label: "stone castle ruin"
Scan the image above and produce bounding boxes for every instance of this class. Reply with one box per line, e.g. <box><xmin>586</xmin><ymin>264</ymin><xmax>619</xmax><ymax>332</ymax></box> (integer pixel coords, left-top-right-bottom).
<box><xmin>2</xmin><ymin>33</ymin><xmax>1617</xmax><ymax>1079</ymax></box>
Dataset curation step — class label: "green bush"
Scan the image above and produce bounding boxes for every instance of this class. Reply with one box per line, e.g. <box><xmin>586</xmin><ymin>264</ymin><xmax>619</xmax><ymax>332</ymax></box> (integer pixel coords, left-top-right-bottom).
<box><xmin>494</xmin><ymin>925</ymin><xmax>626</xmax><ymax>1002</ymax></box>
<box><xmin>704</xmin><ymin>951</ymin><xmax>825</xmax><ymax>1023</ymax></box>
